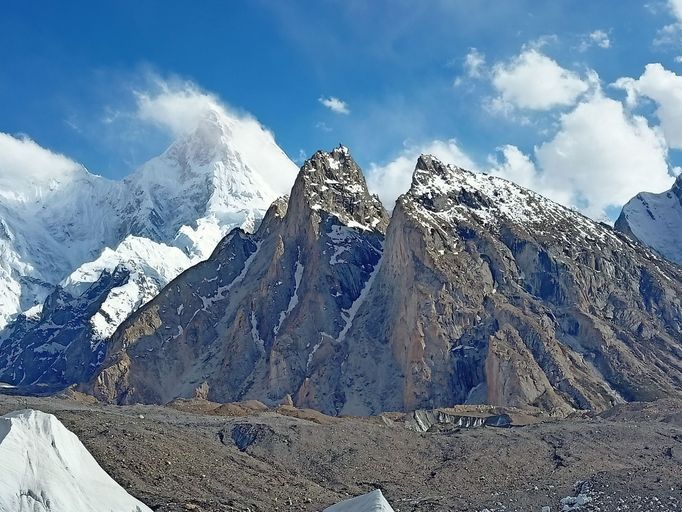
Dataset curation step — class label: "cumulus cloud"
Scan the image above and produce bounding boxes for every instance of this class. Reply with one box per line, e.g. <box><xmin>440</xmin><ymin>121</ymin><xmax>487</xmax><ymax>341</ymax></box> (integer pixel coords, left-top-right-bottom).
<box><xmin>579</xmin><ymin>30</ymin><xmax>611</xmax><ymax>51</ymax></box>
<box><xmin>613</xmin><ymin>63</ymin><xmax>682</xmax><ymax>149</ymax></box>
<box><xmin>491</xmin><ymin>49</ymin><xmax>589</xmax><ymax>111</ymax></box>
<box><xmin>535</xmin><ymin>94</ymin><xmax>671</xmax><ymax>217</ymax></box>
<box><xmin>366</xmin><ymin>139</ymin><xmax>475</xmax><ymax>209</ymax></box>
<box><xmin>0</xmin><ymin>133</ymin><xmax>84</xmax><ymax>201</ymax></box>
<box><xmin>319</xmin><ymin>96</ymin><xmax>350</xmax><ymax>114</ymax></box>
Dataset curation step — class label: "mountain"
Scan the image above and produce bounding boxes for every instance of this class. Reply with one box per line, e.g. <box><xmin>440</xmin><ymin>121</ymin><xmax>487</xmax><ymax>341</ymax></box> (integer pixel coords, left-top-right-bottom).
<box><xmin>90</xmin><ymin>149</ymin><xmax>682</xmax><ymax>415</ymax></box>
<box><xmin>0</xmin><ymin>109</ymin><xmax>297</xmax><ymax>390</ymax></box>
<box><xmin>0</xmin><ymin>151</ymin><xmax>121</xmax><ymax>330</ymax></box>
<box><xmin>615</xmin><ymin>174</ymin><xmax>682</xmax><ymax>265</ymax></box>
<box><xmin>90</xmin><ymin>146</ymin><xmax>390</xmax><ymax>407</ymax></box>
<box><xmin>0</xmin><ymin>409</ymin><xmax>151</xmax><ymax>512</ymax></box>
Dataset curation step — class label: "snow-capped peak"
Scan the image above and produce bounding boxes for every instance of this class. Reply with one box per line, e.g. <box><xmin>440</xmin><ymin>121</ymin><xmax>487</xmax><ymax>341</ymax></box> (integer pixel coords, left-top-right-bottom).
<box><xmin>122</xmin><ymin>107</ymin><xmax>297</xmax><ymax>251</ymax></box>
<box><xmin>405</xmin><ymin>155</ymin><xmax>632</xmax><ymax>251</ymax></box>
<box><xmin>0</xmin><ymin>409</ymin><xmax>152</xmax><ymax>512</ymax></box>
<box><xmin>615</xmin><ymin>173</ymin><xmax>682</xmax><ymax>265</ymax></box>
<box><xmin>0</xmin><ymin>105</ymin><xmax>297</xmax><ymax>348</ymax></box>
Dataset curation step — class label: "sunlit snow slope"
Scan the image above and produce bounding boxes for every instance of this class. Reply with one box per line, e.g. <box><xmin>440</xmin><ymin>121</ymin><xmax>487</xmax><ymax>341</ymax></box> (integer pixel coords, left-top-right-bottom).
<box><xmin>0</xmin><ymin>409</ymin><xmax>152</xmax><ymax>512</ymax></box>
<box><xmin>0</xmin><ymin>107</ymin><xmax>297</xmax><ymax>389</ymax></box>
<box><xmin>616</xmin><ymin>174</ymin><xmax>682</xmax><ymax>265</ymax></box>
<box><xmin>324</xmin><ymin>490</ymin><xmax>395</xmax><ymax>512</ymax></box>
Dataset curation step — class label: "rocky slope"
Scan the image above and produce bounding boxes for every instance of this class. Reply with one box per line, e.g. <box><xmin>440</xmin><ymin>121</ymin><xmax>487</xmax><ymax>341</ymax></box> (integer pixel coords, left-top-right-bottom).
<box><xmin>1</xmin><ymin>394</ymin><xmax>681</xmax><ymax>512</ymax></box>
<box><xmin>0</xmin><ymin>109</ymin><xmax>297</xmax><ymax>391</ymax></box>
<box><xmin>615</xmin><ymin>174</ymin><xmax>682</xmax><ymax>265</ymax></box>
<box><xmin>91</xmin><ymin>150</ymin><xmax>682</xmax><ymax>416</ymax></box>
<box><xmin>353</xmin><ymin>156</ymin><xmax>682</xmax><ymax>415</ymax></box>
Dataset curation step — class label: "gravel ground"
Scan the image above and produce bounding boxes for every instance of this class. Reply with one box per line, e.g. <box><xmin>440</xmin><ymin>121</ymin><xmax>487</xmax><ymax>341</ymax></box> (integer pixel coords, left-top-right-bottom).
<box><xmin>0</xmin><ymin>395</ymin><xmax>680</xmax><ymax>512</ymax></box>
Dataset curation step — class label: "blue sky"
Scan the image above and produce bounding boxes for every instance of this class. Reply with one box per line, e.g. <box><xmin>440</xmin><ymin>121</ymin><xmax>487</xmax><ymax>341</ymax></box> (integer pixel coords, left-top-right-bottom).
<box><xmin>2</xmin><ymin>1</ymin><xmax>682</xmax><ymax>218</ymax></box>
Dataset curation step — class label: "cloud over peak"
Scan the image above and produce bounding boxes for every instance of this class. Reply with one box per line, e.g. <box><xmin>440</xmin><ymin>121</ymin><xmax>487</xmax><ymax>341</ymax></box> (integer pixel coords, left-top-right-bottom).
<box><xmin>0</xmin><ymin>133</ymin><xmax>85</xmax><ymax>201</ymax></box>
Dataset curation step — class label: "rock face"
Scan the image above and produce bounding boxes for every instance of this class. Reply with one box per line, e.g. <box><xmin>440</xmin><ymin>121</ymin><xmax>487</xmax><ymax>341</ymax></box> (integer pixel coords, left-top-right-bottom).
<box><xmin>91</xmin><ymin>151</ymin><xmax>682</xmax><ymax>416</ymax></box>
<box><xmin>0</xmin><ymin>265</ymin><xmax>155</xmax><ymax>391</ymax></box>
<box><xmin>91</xmin><ymin>147</ymin><xmax>390</xmax><ymax>408</ymax></box>
<box><xmin>615</xmin><ymin>174</ymin><xmax>682</xmax><ymax>265</ymax></box>
<box><xmin>0</xmin><ymin>109</ymin><xmax>297</xmax><ymax>391</ymax></box>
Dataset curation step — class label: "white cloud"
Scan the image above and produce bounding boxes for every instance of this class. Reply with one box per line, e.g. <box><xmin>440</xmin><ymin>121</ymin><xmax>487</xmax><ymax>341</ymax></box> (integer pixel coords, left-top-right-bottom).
<box><xmin>491</xmin><ymin>49</ymin><xmax>589</xmax><ymax>111</ymax></box>
<box><xmin>579</xmin><ymin>30</ymin><xmax>611</xmax><ymax>51</ymax></box>
<box><xmin>0</xmin><ymin>133</ymin><xmax>84</xmax><ymax>201</ymax></box>
<box><xmin>490</xmin><ymin>145</ymin><xmax>540</xmax><ymax>190</ymax></box>
<box><xmin>464</xmin><ymin>48</ymin><xmax>486</xmax><ymax>78</ymax></box>
<box><xmin>319</xmin><ymin>96</ymin><xmax>350</xmax><ymax>114</ymax></box>
<box><xmin>535</xmin><ymin>93</ymin><xmax>673</xmax><ymax>217</ymax></box>
<box><xmin>135</xmin><ymin>79</ymin><xmax>224</xmax><ymax>136</ymax></box>
<box><xmin>368</xmin><ymin>90</ymin><xmax>674</xmax><ymax>220</ymax></box>
<box><xmin>654</xmin><ymin>22</ymin><xmax>682</xmax><ymax>46</ymax></box>
<box><xmin>654</xmin><ymin>0</ymin><xmax>682</xmax><ymax>45</ymax></box>
<box><xmin>613</xmin><ymin>63</ymin><xmax>682</xmax><ymax>149</ymax></box>
<box><xmin>488</xmin><ymin>92</ymin><xmax>675</xmax><ymax>218</ymax></box>
<box><xmin>367</xmin><ymin>139</ymin><xmax>475</xmax><ymax>209</ymax></box>
<box><xmin>670</xmin><ymin>0</ymin><xmax>682</xmax><ymax>21</ymax></box>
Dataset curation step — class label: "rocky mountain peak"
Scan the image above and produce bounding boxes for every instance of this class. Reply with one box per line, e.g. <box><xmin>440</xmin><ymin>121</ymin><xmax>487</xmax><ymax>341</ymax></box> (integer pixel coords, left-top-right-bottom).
<box><xmin>288</xmin><ymin>146</ymin><xmax>389</xmax><ymax>232</ymax></box>
<box><xmin>409</xmin><ymin>154</ymin><xmax>482</xmax><ymax>207</ymax></box>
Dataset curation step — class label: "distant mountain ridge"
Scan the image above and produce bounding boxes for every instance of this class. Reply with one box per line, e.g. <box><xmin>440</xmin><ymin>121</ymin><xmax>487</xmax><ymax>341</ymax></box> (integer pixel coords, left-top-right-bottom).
<box><xmin>0</xmin><ymin>108</ymin><xmax>297</xmax><ymax>390</ymax></box>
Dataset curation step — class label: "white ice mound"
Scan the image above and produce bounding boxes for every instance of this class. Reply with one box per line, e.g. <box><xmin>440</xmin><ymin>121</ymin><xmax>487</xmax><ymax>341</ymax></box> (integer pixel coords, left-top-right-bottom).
<box><xmin>324</xmin><ymin>489</ymin><xmax>395</xmax><ymax>512</ymax></box>
<box><xmin>0</xmin><ymin>409</ymin><xmax>152</xmax><ymax>512</ymax></box>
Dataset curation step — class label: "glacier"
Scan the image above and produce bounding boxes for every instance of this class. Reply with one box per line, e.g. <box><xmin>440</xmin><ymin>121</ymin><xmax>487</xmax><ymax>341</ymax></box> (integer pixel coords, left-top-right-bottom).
<box><xmin>0</xmin><ymin>409</ymin><xmax>152</xmax><ymax>512</ymax></box>
<box><xmin>324</xmin><ymin>490</ymin><xmax>395</xmax><ymax>512</ymax></box>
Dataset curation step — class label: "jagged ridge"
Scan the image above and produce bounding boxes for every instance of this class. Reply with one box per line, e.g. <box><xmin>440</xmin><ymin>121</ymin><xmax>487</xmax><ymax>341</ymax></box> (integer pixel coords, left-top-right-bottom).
<box><xmin>90</xmin><ymin>149</ymin><xmax>682</xmax><ymax>416</ymax></box>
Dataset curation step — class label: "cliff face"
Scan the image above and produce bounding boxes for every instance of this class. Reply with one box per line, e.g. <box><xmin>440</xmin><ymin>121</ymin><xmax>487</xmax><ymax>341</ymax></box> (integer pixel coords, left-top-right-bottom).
<box><xmin>357</xmin><ymin>156</ymin><xmax>682</xmax><ymax>415</ymax></box>
<box><xmin>91</xmin><ymin>151</ymin><xmax>682</xmax><ymax>416</ymax></box>
<box><xmin>91</xmin><ymin>147</ymin><xmax>391</xmax><ymax>409</ymax></box>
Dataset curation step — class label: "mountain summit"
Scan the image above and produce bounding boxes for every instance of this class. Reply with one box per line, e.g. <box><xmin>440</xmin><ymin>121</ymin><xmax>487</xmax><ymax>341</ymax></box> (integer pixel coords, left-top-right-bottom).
<box><xmin>90</xmin><ymin>147</ymin><xmax>390</xmax><ymax>407</ymax></box>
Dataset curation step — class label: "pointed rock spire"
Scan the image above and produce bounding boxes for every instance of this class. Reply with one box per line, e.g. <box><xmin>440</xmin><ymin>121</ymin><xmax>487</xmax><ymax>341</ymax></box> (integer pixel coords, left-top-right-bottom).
<box><xmin>289</xmin><ymin>146</ymin><xmax>389</xmax><ymax>232</ymax></box>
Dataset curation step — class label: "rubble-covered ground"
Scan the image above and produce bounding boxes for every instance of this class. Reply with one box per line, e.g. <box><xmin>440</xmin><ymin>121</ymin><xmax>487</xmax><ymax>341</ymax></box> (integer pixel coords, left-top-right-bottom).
<box><xmin>0</xmin><ymin>394</ymin><xmax>680</xmax><ymax>512</ymax></box>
